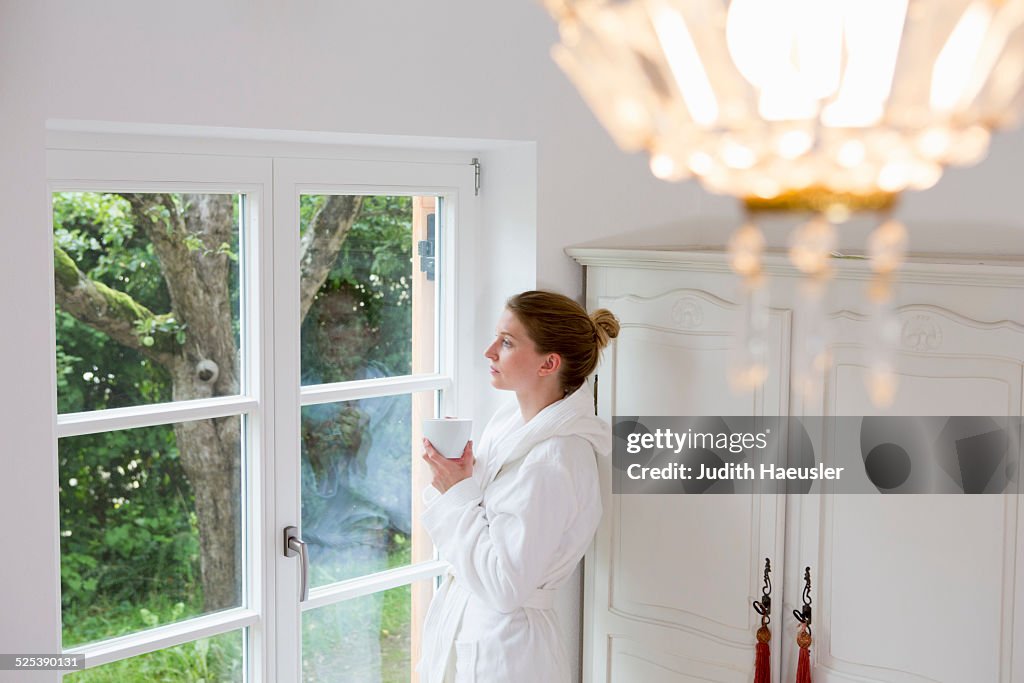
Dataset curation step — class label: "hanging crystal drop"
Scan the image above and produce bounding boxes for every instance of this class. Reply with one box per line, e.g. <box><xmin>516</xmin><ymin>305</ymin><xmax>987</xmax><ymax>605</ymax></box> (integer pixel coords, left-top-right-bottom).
<box><xmin>864</xmin><ymin>219</ymin><xmax>908</xmax><ymax>407</ymax></box>
<box><xmin>729</xmin><ymin>273</ymin><xmax>771</xmax><ymax>392</ymax></box>
<box><xmin>728</xmin><ymin>221</ymin><xmax>769</xmax><ymax>391</ymax></box>
<box><xmin>792</xmin><ymin>275</ymin><xmax>832</xmax><ymax>401</ymax></box>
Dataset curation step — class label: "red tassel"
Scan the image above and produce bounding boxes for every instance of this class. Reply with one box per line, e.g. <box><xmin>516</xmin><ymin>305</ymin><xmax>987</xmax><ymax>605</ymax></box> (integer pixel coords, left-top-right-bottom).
<box><xmin>753</xmin><ymin>626</ymin><xmax>771</xmax><ymax>683</ymax></box>
<box><xmin>795</xmin><ymin>646</ymin><xmax>811</xmax><ymax>683</ymax></box>
<box><xmin>795</xmin><ymin>625</ymin><xmax>812</xmax><ymax>683</ymax></box>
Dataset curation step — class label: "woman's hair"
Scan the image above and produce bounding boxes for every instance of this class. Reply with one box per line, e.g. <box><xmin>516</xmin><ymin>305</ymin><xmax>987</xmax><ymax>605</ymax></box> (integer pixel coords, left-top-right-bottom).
<box><xmin>506</xmin><ymin>290</ymin><xmax>621</xmax><ymax>394</ymax></box>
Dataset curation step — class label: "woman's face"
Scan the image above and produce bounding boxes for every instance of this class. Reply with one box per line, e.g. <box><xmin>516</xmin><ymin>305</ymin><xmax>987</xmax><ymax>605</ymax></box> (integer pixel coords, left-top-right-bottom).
<box><xmin>484</xmin><ymin>309</ymin><xmax>554</xmax><ymax>393</ymax></box>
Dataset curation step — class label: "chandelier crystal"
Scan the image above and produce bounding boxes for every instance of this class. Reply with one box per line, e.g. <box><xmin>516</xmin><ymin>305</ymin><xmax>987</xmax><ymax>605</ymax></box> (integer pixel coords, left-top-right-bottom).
<box><xmin>544</xmin><ymin>0</ymin><xmax>1024</xmax><ymax>200</ymax></box>
<box><xmin>543</xmin><ymin>0</ymin><xmax>1024</xmax><ymax>402</ymax></box>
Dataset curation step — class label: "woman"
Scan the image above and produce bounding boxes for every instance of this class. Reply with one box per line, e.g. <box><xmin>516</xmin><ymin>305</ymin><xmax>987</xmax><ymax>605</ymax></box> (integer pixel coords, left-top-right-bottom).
<box><xmin>418</xmin><ymin>290</ymin><xmax>620</xmax><ymax>683</ymax></box>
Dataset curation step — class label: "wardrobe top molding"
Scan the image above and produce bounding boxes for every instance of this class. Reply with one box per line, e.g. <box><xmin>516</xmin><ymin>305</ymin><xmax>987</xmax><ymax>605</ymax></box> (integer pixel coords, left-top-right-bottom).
<box><xmin>566</xmin><ymin>245</ymin><xmax>1024</xmax><ymax>289</ymax></box>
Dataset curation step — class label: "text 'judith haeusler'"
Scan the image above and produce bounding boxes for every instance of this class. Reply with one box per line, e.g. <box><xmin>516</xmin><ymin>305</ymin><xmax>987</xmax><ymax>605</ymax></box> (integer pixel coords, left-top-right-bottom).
<box><xmin>613</xmin><ymin>416</ymin><xmax>1021</xmax><ymax>495</ymax></box>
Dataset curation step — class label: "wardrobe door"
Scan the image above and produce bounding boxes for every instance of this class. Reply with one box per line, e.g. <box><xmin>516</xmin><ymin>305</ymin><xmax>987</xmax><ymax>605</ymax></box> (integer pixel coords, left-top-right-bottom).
<box><xmin>788</xmin><ymin>304</ymin><xmax>1024</xmax><ymax>683</ymax></box>
<box><xmin>585</xmin><ymin>287</ymin><xmax>791</xmax><ymax>683</ymax></box>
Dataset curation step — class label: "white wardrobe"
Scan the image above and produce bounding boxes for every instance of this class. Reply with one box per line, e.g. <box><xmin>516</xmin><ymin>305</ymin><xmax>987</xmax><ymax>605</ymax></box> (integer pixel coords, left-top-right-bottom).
<box><xmin>570</xmin><ymin>243</ymin><xmax>1024</xmax><ymax>683</ymax></box>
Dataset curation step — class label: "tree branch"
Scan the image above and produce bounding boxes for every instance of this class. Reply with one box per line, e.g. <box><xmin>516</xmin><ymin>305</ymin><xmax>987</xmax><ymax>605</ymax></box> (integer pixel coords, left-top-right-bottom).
<box><xmin>53</xmin><ymin>245</ymin><xmax>175</xmax><ymax>366</ymax></box>
<box><xmin>299</xmin><ymin>195</ymin><xmax>364</xmax><ymax>322</ymax></box>
<box><xmin>122</xmin><ymin>193</ymin><xmax>211</xmax><ymax>335</ymax></box>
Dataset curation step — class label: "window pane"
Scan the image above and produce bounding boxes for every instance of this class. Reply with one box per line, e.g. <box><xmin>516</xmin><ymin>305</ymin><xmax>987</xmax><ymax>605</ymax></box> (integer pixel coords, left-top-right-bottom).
<box><xmin>303</xmin><ymin>581</ymin><xmax>430</xmax><ymax>682</ymax></box>
<box><xmin>302</xmin><ymin>392</ymin><xmax>434</xmax><ymax>589</ymax></box>
<box><xmin>60</xmin><ymin>418</ymin><xmax>243</xmax><ymax>647</ymax></box>
<box><xmin>300</xmin><ymin>195</ymin><xmax>438</xmax><ymax>385</ymax></box>
<box><xmin>64</xmin><ymin>629</ymin><xmax>244</xmax><ymax>682</ymax></box>
<box><xmin>53</xmin><ymin>192</ymin><xmax>243</xmax><ymax>413</ymax></box>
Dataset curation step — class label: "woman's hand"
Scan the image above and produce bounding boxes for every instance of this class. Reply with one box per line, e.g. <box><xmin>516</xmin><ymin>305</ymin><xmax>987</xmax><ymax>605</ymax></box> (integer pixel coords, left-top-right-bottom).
<box><xmin>422</xmin><ymin>438</ymin><xmax>475</xmax><ymax>494</ymax></box>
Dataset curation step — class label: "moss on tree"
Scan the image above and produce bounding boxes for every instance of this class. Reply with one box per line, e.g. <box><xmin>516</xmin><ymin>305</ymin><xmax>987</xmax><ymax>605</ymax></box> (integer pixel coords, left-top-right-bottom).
<box><xmin>53</xmin><ymin>246</ymin><xmax>80</xmax><ymax>290</ymax></box>
<box><xmin>94</xmin><ymin>280</ymin><xmax>152</xmax><ymax>323</ymax></box>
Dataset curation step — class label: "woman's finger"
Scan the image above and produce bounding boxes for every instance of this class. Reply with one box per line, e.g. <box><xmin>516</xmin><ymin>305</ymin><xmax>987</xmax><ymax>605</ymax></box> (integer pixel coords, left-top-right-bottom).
<box><xmin>423</xmin><ymin>438</ymin><xmax>444</xmax><ymax>459</ymax></box>
<box><xmin>421</xmin><ymin>452</ymin><xmax>438</xmax><ymax>473</ymax></box>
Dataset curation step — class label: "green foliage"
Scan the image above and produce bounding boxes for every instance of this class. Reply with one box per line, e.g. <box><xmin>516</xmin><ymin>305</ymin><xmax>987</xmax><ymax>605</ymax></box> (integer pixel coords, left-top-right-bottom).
<box><xmin>53</xmin><ymin>192</ymin><xmax>170</xmax><ymax>311</ymax></box>
<box><xmin>53</xmin><ymin>192</ymin><xmax>176</xmax><ymax>412</ymax></box>
<box><xmin>60</xmin><ymin>425</ymin><xmax>201</xmax><ymax>646</ymax></box>
<box><xmin>133</xmin><ymin>313</ymin><xmax>188</xmax><ymax>348</ymax></box>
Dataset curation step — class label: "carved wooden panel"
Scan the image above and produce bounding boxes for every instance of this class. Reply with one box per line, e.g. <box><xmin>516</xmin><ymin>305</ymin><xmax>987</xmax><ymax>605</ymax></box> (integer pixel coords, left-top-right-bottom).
<box><xmin>796</xmin><ymin>302</ymin><xmax>1024</xmax><ymax>683</ymax></box>
<box><xmin>588</xmin><ymin>288</ymin><xmax>790</xmax><ymax>682</ymax></box>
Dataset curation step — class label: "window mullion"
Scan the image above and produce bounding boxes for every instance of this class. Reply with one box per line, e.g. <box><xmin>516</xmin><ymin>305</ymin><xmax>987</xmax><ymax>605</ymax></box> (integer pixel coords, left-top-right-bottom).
<box><xmin>56</xmin><ymin>395</ymin><xmax>258</xmax><ymax>438</ymax></box>
<box><xmin>300</xmin><ymin>560</ymin><xmax>449</xmax><ymax>613</ymax></box>
<box><xmin>64</xmin><ymin>608</ymin><xmax>259</xmax><ymax>670</ymax></box>
<box><xmin>298</xmin><ymin>374</ymin><xmax>452</xmax><ymax>407</ymax></box>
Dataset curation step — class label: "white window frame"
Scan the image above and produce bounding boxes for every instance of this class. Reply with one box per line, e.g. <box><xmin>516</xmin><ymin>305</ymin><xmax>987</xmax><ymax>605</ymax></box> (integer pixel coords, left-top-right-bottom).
<box><xmin>45</xmin><ymin>135</ymin><xmax>479</xmax><ymax>681</ymax></box>
<box><xmin>48</xmin><ymin>149</ymin><xmax>270</xmax><ymax>678</ymax></box>
<box><xmin>271</xmin><ymin>156</ymin><xmax>477</xmax><ymax>680</ymax></box>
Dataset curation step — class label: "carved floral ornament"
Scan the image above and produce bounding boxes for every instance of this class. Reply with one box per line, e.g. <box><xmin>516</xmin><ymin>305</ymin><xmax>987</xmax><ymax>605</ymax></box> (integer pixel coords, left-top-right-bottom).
<box><xmin>542</xmin><ymin>0</ymin><xmax>1024</xmax><ymax>405</ymax></box>
<box><xmin>901</xmin><ymin>315</ymin><xmax>944</xmax><ymax>351</ymax></box>
<box><xmin>671</xmin><ymin>297</ymin><xmax>704</xmax><ymax>329</ymax></box>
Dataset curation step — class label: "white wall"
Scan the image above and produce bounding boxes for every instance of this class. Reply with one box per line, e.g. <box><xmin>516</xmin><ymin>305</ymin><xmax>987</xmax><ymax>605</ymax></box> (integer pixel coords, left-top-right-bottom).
<box><xmin>3</xmin><ymin>1</ymin><xmax>1024</xmax><ymax>680</ymax></box>
<box><xmin>0</xmin><ymin>5</ymin><xmax>60</xmax><ymax>682</ymax></box>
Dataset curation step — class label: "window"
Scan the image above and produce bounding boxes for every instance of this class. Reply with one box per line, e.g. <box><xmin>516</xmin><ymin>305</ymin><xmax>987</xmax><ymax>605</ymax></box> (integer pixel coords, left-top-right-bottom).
<box><xmin>49</xmin><ymin>143</ymin><xmax>477</xmax><ymax>681</ymax></box>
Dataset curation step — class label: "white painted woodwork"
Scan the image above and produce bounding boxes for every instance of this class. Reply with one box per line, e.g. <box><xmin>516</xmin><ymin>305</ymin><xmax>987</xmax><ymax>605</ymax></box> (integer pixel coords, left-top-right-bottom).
<box><xmin>584</xmin><ymin>285</ymin><xmax>789</xmax><ymax>683</ymax></box>
<box><xmin>38</xmin><ymin>146</ymin><xmax>478</xmax><ymax>680</ymax></box>
<box><xmin>572</xmin><ymin>245</ymin><xmax>1024</xmax><ymax>683</ymax></box>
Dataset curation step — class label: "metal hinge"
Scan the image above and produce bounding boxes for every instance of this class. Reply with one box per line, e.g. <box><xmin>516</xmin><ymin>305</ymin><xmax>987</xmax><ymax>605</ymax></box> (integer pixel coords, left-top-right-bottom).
<box><xmin>472</xmin><ymin>157</ymin><xmax>480</xmax><ymax>196</ymax></box>
<box><xmin>417</xmin><ymin>214</ymin><xmax>436</xmax><ymax>281</ymax></box>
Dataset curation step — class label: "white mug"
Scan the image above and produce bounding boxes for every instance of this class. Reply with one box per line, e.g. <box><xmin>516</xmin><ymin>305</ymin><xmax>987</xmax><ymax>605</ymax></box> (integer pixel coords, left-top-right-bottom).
<box><xmin>423</xmin><ymin>418</ymin><xmax>472</xmax><ymax>459</ymax></box>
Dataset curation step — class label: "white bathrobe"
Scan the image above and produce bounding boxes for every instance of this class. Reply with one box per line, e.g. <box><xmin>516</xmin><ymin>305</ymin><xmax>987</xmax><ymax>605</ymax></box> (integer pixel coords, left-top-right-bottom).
<box><xmin>418</xmin><ymin>383</ymin><xmax>609</xmax><ymax>683</ymax></box>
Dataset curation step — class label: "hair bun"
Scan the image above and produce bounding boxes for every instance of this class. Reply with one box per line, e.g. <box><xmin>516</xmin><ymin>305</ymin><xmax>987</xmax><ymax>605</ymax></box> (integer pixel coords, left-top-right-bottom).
<box><xmin>590</xmin><ymin>308</ymin><xmax>621</xmax><ymax>349</ymax></box>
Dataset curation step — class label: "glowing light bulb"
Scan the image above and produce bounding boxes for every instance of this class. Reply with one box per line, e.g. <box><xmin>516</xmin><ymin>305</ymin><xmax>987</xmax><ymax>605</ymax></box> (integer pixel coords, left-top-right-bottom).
<box><xmin>946</xmin><ymin>125</ymin><xmax>991</xmax><ymax>166</ymax></box>
<box><xmin>777</xmin><ymin>130</ymin><xmax>814</xmax><ymax>159</ymax></box>
<box><xmin>822</xmin><ymin>0</ymin><xmax>908</xmax><ymax>127</ymax></box>
<box><xmin>652</xmin><ymin>4</ymin><xmax>719</xmax><ymax>126</ymax></box>
<box><xmin>836</xmin><ymin>140</ymin><xmax>867</xmax><ymax>168</ymax></box>
<box><xmin>931</xmin><ymin>3</ymin><xmax>993</xmax><ymax>112</ymax></box>
<box><xmin>878</xmin><ymin>161</ymin><xmax>913</xmax><ymax>192</ymax></box>
<box><xmin>915</xmin><ymin>127</ymin><xmax>953</xmax><ymax>160</ymax></box>
<box><xmin>649</xmin><ymin>152</ymin><xmax>687</xmax><ymax>181</ymax></box>
<box><xmin>688</xmin><ymin>151</ymin><xmax>714</xmax><ymax>175</ymax></box>
<box><xmin>908</xmin><ymin>160</ymin><xmax>942</xmax><ymax>190</ymax></box>
<box><xmin>722</xmin><ymin>139</ymin><xmax>757</xmax><ymax>169</ymax></box>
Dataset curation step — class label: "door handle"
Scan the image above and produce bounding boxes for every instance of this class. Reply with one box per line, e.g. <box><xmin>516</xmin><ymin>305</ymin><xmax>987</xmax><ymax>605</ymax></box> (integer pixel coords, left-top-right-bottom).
<box><xmin>284</xmin><ymin>525</ymin><xmax>309</xmax><ymax>602</ymax></box>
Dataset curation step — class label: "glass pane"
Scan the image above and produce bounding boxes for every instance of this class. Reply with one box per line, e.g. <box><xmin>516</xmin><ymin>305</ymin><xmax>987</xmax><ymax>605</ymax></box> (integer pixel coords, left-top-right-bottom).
<box><xmin>302</xmin><ymin>392</ymin><xmax>435</xmax><ymax>589</ymax></box>
<box><xmin>303</xmin><ymin>581</ymin><xmax>431</xmax><ymax>682</ymax></box>
<box><xmin>60</xmin><ymin>418</ymin><xmax>243</xmax><ymax>647</ymax></box>
<box><xmin>300</xmin><ymin>194</ymin><xmax>438</xmax><ymax>385</ymax></box>
<box><xmin>64</xmin><ymin>629</ymin><xmax>244</xmax><ymax>682</ymax></box>
<box><xmin>53</xmin><ymin>192</ymin><xmax>243</xmax><ymax>413</ymax></box>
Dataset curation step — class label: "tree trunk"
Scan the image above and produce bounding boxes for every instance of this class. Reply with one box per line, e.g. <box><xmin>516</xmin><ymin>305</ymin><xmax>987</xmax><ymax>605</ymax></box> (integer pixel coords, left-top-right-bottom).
<box><xmin>172</xmin><ymin>412</ymin><xmax>241</xmax><ymax>610</ymax></box>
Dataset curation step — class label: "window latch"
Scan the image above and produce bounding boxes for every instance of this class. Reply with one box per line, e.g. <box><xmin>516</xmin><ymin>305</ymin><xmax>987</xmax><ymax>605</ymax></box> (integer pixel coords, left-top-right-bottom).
<box><xmin>418</xmin><ymin>214</ymin><xmax>436</xmax><ymax>281</ymax></box>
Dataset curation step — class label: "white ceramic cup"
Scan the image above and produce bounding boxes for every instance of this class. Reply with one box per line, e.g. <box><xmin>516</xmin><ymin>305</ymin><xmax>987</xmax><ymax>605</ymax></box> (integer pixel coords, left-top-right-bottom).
<box><xmin>422</xmin><ymin>418</ymin><xmax>473</xmax><ymax>459</ymax></box>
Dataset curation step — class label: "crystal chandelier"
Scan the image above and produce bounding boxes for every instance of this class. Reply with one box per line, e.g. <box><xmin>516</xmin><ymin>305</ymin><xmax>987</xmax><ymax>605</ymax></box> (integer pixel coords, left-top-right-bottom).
<box><xmin>543</xmin><ymin>0</ymin><xmax>1024</xmax><ymax>404</ymax></box>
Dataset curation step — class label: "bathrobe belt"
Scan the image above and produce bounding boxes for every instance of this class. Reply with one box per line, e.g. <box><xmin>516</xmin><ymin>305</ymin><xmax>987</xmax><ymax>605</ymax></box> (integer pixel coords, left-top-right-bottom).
<box><xmin>447</xmin><ymin>569</ymin><xmax>559</xmax><ymax>611</ymax></box>
<box><xmin>422</xmin><ymin>572</ymin><xmax>559</xmax><ymax>681</ymax></box>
